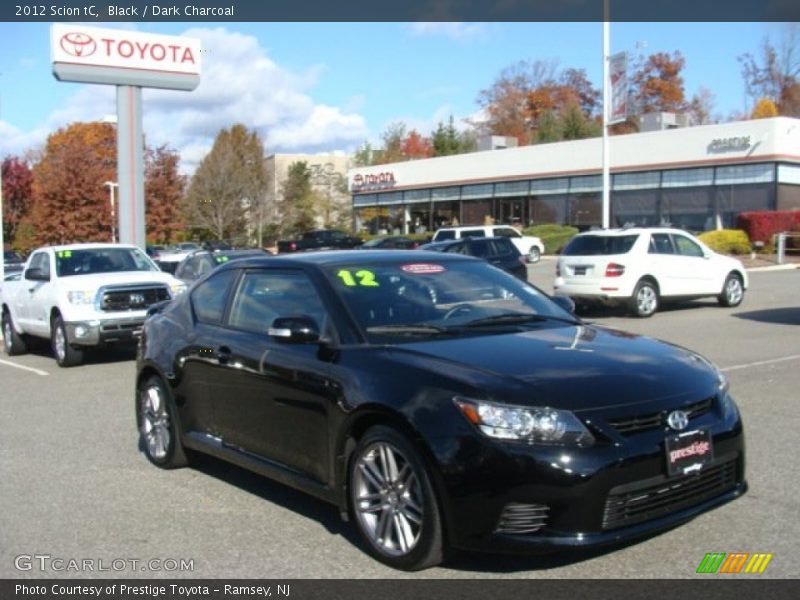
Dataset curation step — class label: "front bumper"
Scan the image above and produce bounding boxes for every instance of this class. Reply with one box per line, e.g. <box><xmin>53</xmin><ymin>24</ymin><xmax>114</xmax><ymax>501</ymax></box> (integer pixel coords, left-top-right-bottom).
<box><xmin>65</xmin><ymin>318</ymin><xmax>145</xmax><ymax>346</ymax></box>
<box><xmin>434</xmin><ymin>397</ymin><xmax>745</xmax><ymax>554</ymax></box>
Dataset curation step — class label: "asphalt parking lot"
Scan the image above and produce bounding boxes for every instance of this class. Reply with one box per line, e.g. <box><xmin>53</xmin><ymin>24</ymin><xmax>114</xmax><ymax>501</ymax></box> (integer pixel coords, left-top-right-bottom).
<box><xmin>1</xmin><ymin>264</ymin><xmax>798</xmax><ymax>579</ymax></box>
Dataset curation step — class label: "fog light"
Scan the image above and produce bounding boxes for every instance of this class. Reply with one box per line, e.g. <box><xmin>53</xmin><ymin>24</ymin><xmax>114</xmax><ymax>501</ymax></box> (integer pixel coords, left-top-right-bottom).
<box><xmin>75</xmin><ymin>325</ymin><xmax>88</xmax><ymax>338</ymax></box>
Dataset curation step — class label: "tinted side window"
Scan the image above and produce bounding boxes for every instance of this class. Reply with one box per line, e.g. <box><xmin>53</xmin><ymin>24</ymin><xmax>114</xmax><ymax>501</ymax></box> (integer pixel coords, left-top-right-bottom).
<box><xmin>461</xmin><ymin>229</ymin><xmax>486</xmax><ymax>238</ymax></box>
<box><xmin>228</xmin><ymin>270</ymin><xmax>327</xmax><ymax>334</ymax></box>
<box><xmin>191</xmin><ymin>269</ymin><xmax>239</xmax><ymax>325</ymax></box>
<box><xmin>435</xmin><ymin>230</ymin><xmax>456</xmax><ymax>241</ymax></box>
<box><xmin>468</xmin><ymin>240</ymin><xmax>492</xmax><ymax>258</ymax></box>
<box><xmin>673</xmin><ymin>235</ymin><xmax>704</xmax><ymax>258</ymax></box>
<box><xmin>490</xmin><ymin>238</ymin><xmax>518</xmax><ymax>255</ymax></box>
<box><xmin>649</xmin><ymin>234</ymin><xmax>675</xmax><ymax>255</ymax></box>
<box><xmin>493</xmin><ymin>227</ymin><xmax>520</xmax><ymax>239</ymax></box>
<box><xmin>444</xmin><ymin>243</ymin><xmax>467</xmax><ymax>255</ymax></box>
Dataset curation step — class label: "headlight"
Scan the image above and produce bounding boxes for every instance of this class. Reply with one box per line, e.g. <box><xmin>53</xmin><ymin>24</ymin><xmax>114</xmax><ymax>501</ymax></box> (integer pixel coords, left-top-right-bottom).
<box><xmin>169</xmin><ymin>281</ymin><xmax>187</xmax><ymax>296</ymax></box>
<box><xmin>454</xmin><ymin>397</ymin><xmax>595</xmax><ymax>446</ymax></box>
<box><xmin>713</xmin><ymin>363</ymin><xmax>729</xmax><ymax>393</ymax></box>
<box><xmin>67</xmin><ymin>290</ymin><xmax>95</xmax><ymax>304</ymax></box>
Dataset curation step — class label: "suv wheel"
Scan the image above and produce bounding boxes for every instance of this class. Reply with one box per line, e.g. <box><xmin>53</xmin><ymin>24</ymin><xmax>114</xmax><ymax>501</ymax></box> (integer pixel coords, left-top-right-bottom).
<box><xmin>51</xmin><ymin>316</ymin><xmax>84</xmax><ymax>367</ymax></box>
<box><xmin>528</xmin><ymin>246</ymin><xmax>541</xmax><ymax>263</ymax></box>
<box><xmin>349</xmin><ymin>426</ymin><xmax>444</xmax><ymax>570</ymax></box>
<box><xmin>629</xmin><ymin>280</ymin><xmax>658</xmax><ymax>318</ymax></box>
<box><xmin>718</xmin><ymin>273</ymin><xmax>744</xmax><ymax>308</ymax></box>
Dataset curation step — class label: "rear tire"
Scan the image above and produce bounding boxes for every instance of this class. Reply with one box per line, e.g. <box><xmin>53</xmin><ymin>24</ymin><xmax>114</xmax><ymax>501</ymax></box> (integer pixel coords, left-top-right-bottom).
<box><xmin>629</xmin><ymin>280</ymin><xmax>659</xmax><ymax>318</ymax></box>
<box><xmin>527</xmin><ymin>246</ymin><xmax>541</xmax><ymax>263</ymax></box>
<box><xmin>718</xmin><ymin>273</ymin><xmax>744</xmax><ymax>308</ymax></box>
<box><xmin>2</xmin><ymin>310</ymin><xmax>27</xmax><ymax>356</ymax></box>
<box><xmin>51</xmin><ymin>316</ymin><xmax>83</xmax><ymax>367</ymax></box>
<box><xmin>348</xmin><ymin>426</ymin><xmax>444</xmax><ymax>570</ymax></box>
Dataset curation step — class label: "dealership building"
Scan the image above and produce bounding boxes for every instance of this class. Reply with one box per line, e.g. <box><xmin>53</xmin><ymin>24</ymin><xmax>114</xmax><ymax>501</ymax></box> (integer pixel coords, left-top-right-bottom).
<box><xmin>348</xmin><ymin>116</ymin><xmax>800</xmax><ymax>235</ymax></box>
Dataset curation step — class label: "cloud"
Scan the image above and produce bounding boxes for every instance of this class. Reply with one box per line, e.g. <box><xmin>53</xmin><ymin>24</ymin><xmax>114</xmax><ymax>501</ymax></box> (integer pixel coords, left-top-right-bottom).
<box><xmin>408</xmin><ymin>22</ymin><xmax>488</xmax><ymax>42</ymax></box>
<box><xmin>1</xmin><ymin>27</ymin><xmax>368</xmax><ymax>173</ymax></box>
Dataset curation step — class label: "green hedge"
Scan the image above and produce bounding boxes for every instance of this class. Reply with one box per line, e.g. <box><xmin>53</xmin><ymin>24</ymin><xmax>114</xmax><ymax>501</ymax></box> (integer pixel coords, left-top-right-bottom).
<box><xmin>697</xmin><ymin>229</ymin><xmax>751</xmax><ymax>255</ymax></box>
<box><xmin>522</xmin><ymin>224</ymin><xmax>579</xmax><ymax>255</ymax></box>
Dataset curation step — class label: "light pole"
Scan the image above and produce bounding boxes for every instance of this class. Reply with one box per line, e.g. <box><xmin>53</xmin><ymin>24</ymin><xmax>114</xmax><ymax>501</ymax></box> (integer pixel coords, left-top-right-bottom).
<box><xmin>104</xmin><ymin>181</ymin><xmax>118</xmax><ymax>243</ymax></box>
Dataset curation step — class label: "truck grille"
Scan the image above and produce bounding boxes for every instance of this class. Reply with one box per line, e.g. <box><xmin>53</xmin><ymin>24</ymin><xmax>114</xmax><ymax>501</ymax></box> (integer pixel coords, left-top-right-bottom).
<box><xmin>495</xmin><ymin>502</ymin><xmax>549</xmax><ymax>535</ymax></box>
<box><xmin>602</xmin><ymin>459</ymin><xmax>737</xmax><ymax>531</ymax></box>
<box><xmin>608</xmin><ymin>397</ymin><xmax>713</xmax><ymax>436</ymax></box>
<box><xmin>100</xmin><ymin>285</ymin><xmax>170</xmax><ymax>312</ymax></box>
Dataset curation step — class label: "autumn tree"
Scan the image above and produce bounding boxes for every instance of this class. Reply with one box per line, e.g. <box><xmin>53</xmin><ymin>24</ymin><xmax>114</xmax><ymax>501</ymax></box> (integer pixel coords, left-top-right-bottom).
<box><xmin>29</xmin><ymin>122</ymin><xmax>117</xmax><ymax>247</ymax></box>
<box><xmin>401</xmin><ymin>129</ymin><xmax>434</xmax><ymax>159</ymax></box>
<box><xmin>630</xmin><ymin>51</ymin><xmax>687</xmax><ymax>114</ymax></box>
<box><xmin>688</xmin><ymin>86</ymin><xmax>717</xmax><ymax>125</ymax></box>
<box><xmin>183</xmin><ymin>124</ymin><xmax>268</xmax><ymax>243</ymax></box>
<box><xmin>751</xmin><ymin>97</ymin><xmax>779</xmax><ymax>119</ymax></box>
<box><xmin>1</xmin><ymin>156</ymin><xmax>34</xmax><ymax>246</ymax></box>
<box><xmin>739</xmin><ymin>27</ymin><xmax>800</xmax><ymax>116</ymax></box>
<box><xmin>145</xmin><ymin>145</ymin><xmax>186</xmax><ymax>244</ymax></box>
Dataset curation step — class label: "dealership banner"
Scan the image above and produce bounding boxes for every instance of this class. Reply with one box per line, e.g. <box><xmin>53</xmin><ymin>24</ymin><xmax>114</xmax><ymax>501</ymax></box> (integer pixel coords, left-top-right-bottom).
<box><xmin>609</xmin><ymin>51</ymin><xmax>628</xmax><ymax>124</ymax></box>
<box><xmin>2</xmin><ymin>579</ymin><xmax>799</xmax><ymax>600</ymax></box>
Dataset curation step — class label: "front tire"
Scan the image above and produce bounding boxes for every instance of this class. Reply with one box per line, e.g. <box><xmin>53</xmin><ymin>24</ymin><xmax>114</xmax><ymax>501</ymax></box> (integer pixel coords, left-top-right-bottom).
<box><xmin>349</xmin><ymin>426</ymin><xmax>444</xmax><ymax>570</ymax></box>
<box><xmin>51</xmin><ymin>316</ymin><xmax>83</xmax><ymax>367</ymax></box>
<box><xmin>527</xmin><ymin>246</ymin><xmax>541</xmax><ymax>263</ymax></box>
<box><xmin>138</xmin><ymin>375</ymin><xmax>188</xmax><ymax>469</ymax></box>
<box><xmin>718</xmin><ymin>273</ymin><xmax>744</xmax><ymax>307</ymax></box>
<box><xmin>2</xmin><ymin>310</ymin><xmax>27</xmax><ymax>356</ymax></box>
<box><xmin>629</xmin><ymin>280</ymin><xmax>659</xmax><ymax>318</ymax></box>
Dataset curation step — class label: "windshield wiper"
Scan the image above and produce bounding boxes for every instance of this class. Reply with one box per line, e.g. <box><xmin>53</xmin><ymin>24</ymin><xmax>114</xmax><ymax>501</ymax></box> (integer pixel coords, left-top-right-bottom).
<box><xmin>459</xmin><ymin>313</ymin><xmax>581</xmax><ymax>328</ymax></box>
<box><xmin>366</xmin><ymin>323</ymin><xmax>452</xmax><ymax>336</ymax></box>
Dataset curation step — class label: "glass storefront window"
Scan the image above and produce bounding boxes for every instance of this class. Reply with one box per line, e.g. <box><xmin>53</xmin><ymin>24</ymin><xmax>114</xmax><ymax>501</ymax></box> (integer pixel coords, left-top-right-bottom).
<box><xmin>530</xmin><ymin>195</ymin><xmax>567</xmax><ymax>225</ymax></box>
<box><xmin>613</xmin><ymin>190</ymin><xmax>659</xmax><ymax>227</ymax></box>
<box><xmin>433</xmin><ymin>201</ymin><xmax>460</xmax><ymax>229</ymax></box>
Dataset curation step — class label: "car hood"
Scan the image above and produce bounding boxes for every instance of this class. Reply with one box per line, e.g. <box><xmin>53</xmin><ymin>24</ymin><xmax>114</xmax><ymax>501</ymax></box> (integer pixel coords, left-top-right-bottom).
<box><xmin>58</xmin><ymin>271</ymin><xmax>178</xmax><ymax>290</ymax></box>
<box><xmin>392</xmin><ymin>324</ymin><xmax>718</xmax><ymax>411</ymax></box>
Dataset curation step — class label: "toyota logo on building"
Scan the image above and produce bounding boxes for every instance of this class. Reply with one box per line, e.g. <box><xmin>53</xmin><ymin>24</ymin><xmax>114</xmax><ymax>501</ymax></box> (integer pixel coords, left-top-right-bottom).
<box><xmin>667</xmin><ymin>410</ymin><xmax>689</xmax><ymax>431</ymax></box>
<box><xmin>60</xmin><ymin>32</ymin><xmax>97</xmax><ymax>58</ymax></box>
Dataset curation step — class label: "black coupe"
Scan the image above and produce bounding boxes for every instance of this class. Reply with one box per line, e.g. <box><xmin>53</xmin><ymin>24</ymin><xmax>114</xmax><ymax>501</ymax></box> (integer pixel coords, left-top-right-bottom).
<box><xmin>136</xmin><ymin>251</ymin><xmax>746</xmax><ymax>570</ymax></box>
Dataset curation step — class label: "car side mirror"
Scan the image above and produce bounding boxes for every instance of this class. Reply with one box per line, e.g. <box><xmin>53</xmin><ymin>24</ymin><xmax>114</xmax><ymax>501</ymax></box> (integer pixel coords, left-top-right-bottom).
<box><xmin>269</xmin><ymin>316</ymin><xmax>321</xmax><ymax>344</ymax></box>
<box><xmin>551</xmin><ymin>295</ymin><xmax>576</xmax><ymax>314</ymax></box>
<box><xmin>24</xmin><ymin>268</ymin><xmax>50</xmax><ymax>282</ymax></box>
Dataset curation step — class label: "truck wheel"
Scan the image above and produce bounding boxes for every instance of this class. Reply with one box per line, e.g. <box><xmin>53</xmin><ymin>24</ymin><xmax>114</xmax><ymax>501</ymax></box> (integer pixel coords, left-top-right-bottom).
<box><xmin>2</xmin><ymin>310</ymin><xmax>27</xmax><ymax>356</ymax></box>
<box><xmin>51</xmin><ymin>316</ymin><xmax>84</xmax><ymax>367</ymax></box>
<box><xmin>527</xmin><ymin>246</ymin><xmax>541</xmax><ymax>263</ymax></box>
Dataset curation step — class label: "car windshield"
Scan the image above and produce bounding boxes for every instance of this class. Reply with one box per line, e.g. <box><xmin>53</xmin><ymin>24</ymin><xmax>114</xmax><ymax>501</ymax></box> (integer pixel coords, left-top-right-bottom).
<box><xmin>55</xmin><ymin>248</ymin><xmax>159</xmax><ymax>277</ymax></box>
<box><xmin>325</xmin><ymin>259</ymin><xmax>577</xmax><ymax>341</ymax></box>
<box><xmin>562</xmin><ymin>234</ymin><xmax>639</xmax><ymax>256</ymax></box>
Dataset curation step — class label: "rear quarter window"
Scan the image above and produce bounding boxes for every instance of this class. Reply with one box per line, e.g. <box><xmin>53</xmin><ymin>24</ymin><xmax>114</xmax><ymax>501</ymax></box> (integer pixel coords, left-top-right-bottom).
<box><xmin>434</xmin><ymin>230</ymin><xmax>456</xmax><ymax>241</ymax></box>
<box><xmin>461</xmin><ymin>229</ymin><xmax>486</xmax><ymax>238</ymax></box>
<box><xmin>562</xmin><ymin>234</ymin><xmax>639</xmax><ymax>256</ymax></box>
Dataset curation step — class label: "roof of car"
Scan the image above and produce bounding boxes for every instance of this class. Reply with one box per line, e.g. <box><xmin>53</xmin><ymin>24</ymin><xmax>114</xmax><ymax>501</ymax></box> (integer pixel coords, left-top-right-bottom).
<box><xmin>436</xmin><ymin>225</ymin><xmax>516</xmax><ymax>231</ymax></box>
<box><xmin>45</xmin><ymin>243</ymin><xmax>139</xmax><ymax>252</ymax></box>
<box><xmin>218</xmin><ymin>249</ymin><xmax>476</xmax><ymax>270</ymax></box>
<box><xmin>576</xmin><ymin>227</ymin><xmax>689</xmax><ymax>236</ymax></box>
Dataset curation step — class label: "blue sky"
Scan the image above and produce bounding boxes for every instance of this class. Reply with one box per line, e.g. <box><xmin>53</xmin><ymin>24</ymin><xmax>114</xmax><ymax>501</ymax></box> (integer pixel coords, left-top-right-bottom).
<box><xmin>0</xmin><ymin>21</ymin><xmax>791</xmax><ymax>171</ymax></box>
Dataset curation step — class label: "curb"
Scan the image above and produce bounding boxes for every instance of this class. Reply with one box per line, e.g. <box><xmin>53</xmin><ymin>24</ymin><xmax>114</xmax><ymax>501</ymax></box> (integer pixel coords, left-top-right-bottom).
<box><xmin>746</xmin><ymin>264</ymin><xmax>800</xmax><ymax>272</ymax></box>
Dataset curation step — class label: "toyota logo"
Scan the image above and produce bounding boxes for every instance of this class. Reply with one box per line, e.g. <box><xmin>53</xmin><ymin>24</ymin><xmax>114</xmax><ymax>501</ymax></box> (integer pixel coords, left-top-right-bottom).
<box><xmin>60</xmin><ymin>32</ymin><xmax>97</xmax><ymax>58</ymax></box>
<box><xmin>667</xmin><ymin>410</ymin><xmax>689</xmax><ymax>431</ymax></box>
<box><xmin>129</xmin><ymin>293</ymin><xmax>146</xmax><ymax>306</ymax></box>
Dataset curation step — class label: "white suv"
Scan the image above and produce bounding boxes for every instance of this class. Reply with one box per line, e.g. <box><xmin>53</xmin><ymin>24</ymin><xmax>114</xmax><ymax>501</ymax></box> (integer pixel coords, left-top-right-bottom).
<box><xmin>432</xmin><ymin>225</ymin><xmax>545</xmax><ymax>262</ymax></box>
<box><xmin>553</xmin><ymin>228</ymin><xmax>748</xmax><ymax>317</ymax></box>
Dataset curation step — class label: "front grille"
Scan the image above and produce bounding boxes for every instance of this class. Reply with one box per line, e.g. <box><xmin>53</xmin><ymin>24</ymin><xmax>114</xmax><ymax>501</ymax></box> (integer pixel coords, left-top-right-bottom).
<box><xmin>608</xmin><ymin>397</ymin><xmax>713</xmax><ymax>435</ymax></box>
<box><xmin>100</xmin><ymin>286</ymin><xmax>170</xmax><ymax>312</ymax></box>
<box><xmin>602</xmin><ymin>459</ymin><xmax>737</xmax><ymax>531</ymax></box>
<box><xmin>495</xmin><ymin>502</ymin><xmax>549</xmax><ymax>535</ymax></box>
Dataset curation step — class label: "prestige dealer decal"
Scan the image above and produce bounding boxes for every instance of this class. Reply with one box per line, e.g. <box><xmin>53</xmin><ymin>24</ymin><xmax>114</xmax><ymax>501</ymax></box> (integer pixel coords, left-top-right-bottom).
<box><xmin>15</xmin><ymin>584</ymin><xmax>290</xmax><ymax>598</ymax></box>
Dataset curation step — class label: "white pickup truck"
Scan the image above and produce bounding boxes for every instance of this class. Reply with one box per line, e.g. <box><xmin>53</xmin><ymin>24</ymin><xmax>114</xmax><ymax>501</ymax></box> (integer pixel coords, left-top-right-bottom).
<box><xmin>1</xmin><ymin>243</ymin><xmax>186</xmax><ymax>367</ymax></box>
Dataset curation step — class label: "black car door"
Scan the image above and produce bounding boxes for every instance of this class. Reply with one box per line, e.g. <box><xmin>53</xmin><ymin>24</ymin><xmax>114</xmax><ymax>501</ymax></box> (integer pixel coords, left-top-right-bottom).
<box><xmin>209</xmin><ymin>268</ymin><xmax>336</xmax><ymax>483</ymax></box>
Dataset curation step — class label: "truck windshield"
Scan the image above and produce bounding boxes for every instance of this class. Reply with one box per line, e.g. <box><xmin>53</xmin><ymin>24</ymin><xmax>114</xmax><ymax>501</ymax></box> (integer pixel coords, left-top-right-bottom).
<box><xmin>55</xmin><ymin>248</ymin><xmax>159</xmax><ymax>277</ymax></box>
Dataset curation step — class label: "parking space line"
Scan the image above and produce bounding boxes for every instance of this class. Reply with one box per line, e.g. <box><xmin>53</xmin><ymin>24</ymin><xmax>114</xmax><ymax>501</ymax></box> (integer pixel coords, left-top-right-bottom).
<box><xmin>0</xmin><ymin>358</ymin><xmax>50</xmax><ymax>376</ymax></box>
<box><xmin>721</xmin><ymin>354</ymin><xmax>800</xmax><ymax>373</ymax></box>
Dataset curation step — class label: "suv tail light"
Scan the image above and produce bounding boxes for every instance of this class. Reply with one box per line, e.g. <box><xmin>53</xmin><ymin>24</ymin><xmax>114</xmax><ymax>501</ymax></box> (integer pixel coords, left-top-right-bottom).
<box><xmin>290</xmin><ymin>241</ymin><xmax>297</xmax><ymax>251</ymax></box>
<box><xmin>605</xmin><ymin>263</ymin><xmax>625</xmax><ymax>277</ymax></box>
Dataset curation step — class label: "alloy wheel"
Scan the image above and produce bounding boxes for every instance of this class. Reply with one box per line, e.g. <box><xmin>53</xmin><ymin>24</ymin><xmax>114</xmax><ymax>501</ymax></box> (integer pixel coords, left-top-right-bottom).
<box><xmin>142</xmin><ymin>385</ymin><xmax>171</xmax><ymax>460</ymax></box>
<box><xmin>353</xmin><ymin>441</ymin><xmax>424</xmax><ymax>556</ymax></box>
<box><xmin>54</xmin><ymin>326</ymin><xmax>66</xmax><ymax>362</ymax></box>
<box><xmin>725</xmin><ymin>277</ymin><xmax>743</xmax><ymax>305</ymax></box>
<box><xmin>3</xmin><ymin>317</ymin><xmax>12</xmax><ymax>351</ymax></box>
<box><xmin>636</xmin><ymin>285</ymin><xmax>657</xmax><ymax>316</ymax></box>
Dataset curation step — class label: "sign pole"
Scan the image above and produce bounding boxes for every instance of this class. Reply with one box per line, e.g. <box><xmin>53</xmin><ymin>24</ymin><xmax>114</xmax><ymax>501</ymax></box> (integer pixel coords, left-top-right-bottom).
<box><xmin>602</xmin><ymin>1</ymin><xmax>611</xmax><ymax>230</ymax></box>
<box><xmin>116</xmin><ymin>85</ymin><xmax>145</xmax><ymax>249</ymax></box>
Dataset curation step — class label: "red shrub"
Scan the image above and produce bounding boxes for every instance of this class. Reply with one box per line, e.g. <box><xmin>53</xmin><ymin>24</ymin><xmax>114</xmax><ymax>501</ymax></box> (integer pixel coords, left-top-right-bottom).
<box><xmin>736</xmin><ymin>211</ymin><xmax>800</xmax><ymax>243</ymax></box>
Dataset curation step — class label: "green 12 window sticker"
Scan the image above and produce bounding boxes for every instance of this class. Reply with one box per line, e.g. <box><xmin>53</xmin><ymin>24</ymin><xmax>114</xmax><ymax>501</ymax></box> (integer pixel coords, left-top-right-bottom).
<box><xmin>337</xmin><ymin>269</ymin><xmax>379</xmax><ymax>287</ymax></box>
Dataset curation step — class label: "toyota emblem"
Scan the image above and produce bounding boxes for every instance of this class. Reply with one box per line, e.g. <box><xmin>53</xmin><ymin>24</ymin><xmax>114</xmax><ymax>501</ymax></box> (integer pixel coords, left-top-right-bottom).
<box><xmin>129</xmin><ymin>293</ymin><xmax>146</xmax><ymax>306</ymax></box>
<box><xmin>667</xmin><ymin>410</ymin><xmax>689</xmax><ymax>431</ymax></box>
<box><xmin>60</xmin><ymin>32</ymin><xmax>97</xmax><ymax>58</ymax></box>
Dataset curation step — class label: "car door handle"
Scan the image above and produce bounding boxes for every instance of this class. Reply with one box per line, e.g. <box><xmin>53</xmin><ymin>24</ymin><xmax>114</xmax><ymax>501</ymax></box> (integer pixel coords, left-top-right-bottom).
<box><xmin>216</xmin><ymin>346</ymin><xmax>232</xmax><ymax>364</ymax></box>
